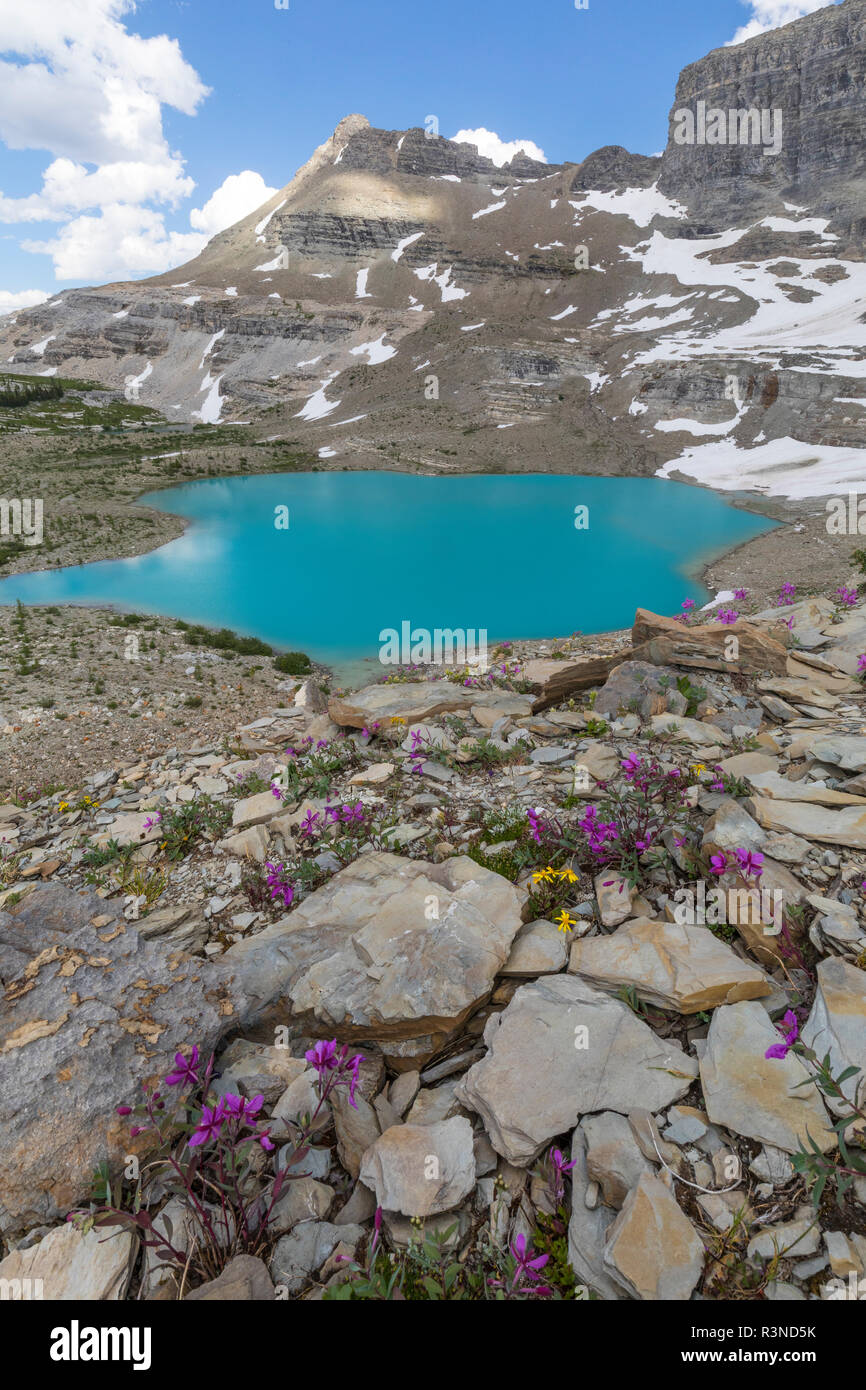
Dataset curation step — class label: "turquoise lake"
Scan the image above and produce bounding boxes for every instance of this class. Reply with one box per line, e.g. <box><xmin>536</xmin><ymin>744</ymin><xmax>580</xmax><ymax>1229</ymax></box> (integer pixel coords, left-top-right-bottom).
<box><xmin>0</xmin><ymin>472</ymin><xmax>774</xmax><ymax>682</ymax></box>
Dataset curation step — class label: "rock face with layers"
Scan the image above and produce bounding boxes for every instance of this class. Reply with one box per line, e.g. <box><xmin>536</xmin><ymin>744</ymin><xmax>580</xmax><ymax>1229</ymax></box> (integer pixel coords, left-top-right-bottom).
<box><xmin>455</xmin><ymin>975</ymin><xmax>698</xmax><ymax>1165</ymax></box>
<box><xmin>0</xmin><ymin>884</ymin><xmax>246</xmax><ymax>1235</ymax></box>
<box><xmin>658</xmin><ymin>0</ymin><xmax>866</xmax><ymax>237</ymax></box>
<box><xmin>223</xmin><ymin>851</ymin><xmax>525</xmax><ymax>1062</ymax></box>
<box><xmin>631</xmin><ymin>610</ymin><xmax>789</xmax><ymax>677</ymax></box>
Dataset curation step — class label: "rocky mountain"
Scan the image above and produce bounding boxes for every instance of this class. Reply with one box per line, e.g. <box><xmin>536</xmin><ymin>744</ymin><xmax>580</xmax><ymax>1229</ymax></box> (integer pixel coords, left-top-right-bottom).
<box><xmin>1</xmin><ymin>0</ymin><xmax>865</xmax><ymax>498</ymax></box>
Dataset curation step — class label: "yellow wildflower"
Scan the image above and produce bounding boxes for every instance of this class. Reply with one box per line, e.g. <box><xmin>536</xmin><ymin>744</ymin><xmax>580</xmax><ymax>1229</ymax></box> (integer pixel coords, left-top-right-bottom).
<box><xmin>558</xmin><ymin>868</ymin><xmax>578</xmax><ymax>883</ymax></box>
<box><xmin>531</xmin><ymin>866</ymin><xmax>557</xmax><ymax>884</ymax></box>
<box><xmin>691</xmin><ymin>763</ymin><xmax>707</xmax><ymax>776</ymax></box>
<box><xmin>555</xmin><ymin>911</ymin><xmax>576</xmax><ymax>934</ymax></box>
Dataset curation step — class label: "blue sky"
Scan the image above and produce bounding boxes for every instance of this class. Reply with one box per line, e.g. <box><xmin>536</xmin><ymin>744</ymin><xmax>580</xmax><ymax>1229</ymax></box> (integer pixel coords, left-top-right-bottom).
<box><xmin>0</xmin><ymin>0</ymin><xmax>840</xmax><ymax>307</ymax></box>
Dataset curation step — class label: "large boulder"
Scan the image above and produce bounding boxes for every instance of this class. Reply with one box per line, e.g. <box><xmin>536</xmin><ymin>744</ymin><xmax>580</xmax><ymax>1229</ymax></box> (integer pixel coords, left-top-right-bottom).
<box><xmin>223</xmin><ymin>852</ymin><xmax>526</xmax><ymax>1064</ymax></box>
<box><xmin>0</xmin><ymin>884</ymin><xmax>246</xmax><ymax>1235</ymax></box>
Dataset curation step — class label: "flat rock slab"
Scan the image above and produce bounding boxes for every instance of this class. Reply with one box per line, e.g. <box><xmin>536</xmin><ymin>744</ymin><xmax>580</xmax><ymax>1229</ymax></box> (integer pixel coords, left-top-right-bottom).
<box><xmin>802</xmin><ymin>957</ymin><xmax>866</xmax><ymax>1116</ymax></box>
<box><xmin>0</xmin><ymin>1219</ymin><xmax>135</xmax><ymax>1300</ymax></box>
<box><xmin>185</xmin><ymin>1254</ymin><xmax>275</xmax><ymax>1301</ymax></box>
<box><xmin>700</xmin><ymin>1001</ymin><xmax>836</xmax><ymax>1154</ymax></box>
<box><xmin>569</xmin><ymin>918</ymin><xmax>771</xmax><ymax>1014</ymax></box>
<box><xmin>631</xmin><ymin>609</ymin><xmax>788</xmax><ymax>677</ymax></box>
<box><xmin>807</xmin><ymin>735</ymin><xmax>866</xmax><ymax>773</ymax></box>
<box><xmin>604</xmin><ymin>1172</ymin><xmax>704</xmax><ymax>1300</ymax></box>
<box><xmin>501</xmin><ymin>919</ymin><xmax>569</xmax><ymax>976</ymax></box>
<box><xmin>0</xmin><ymin>884</ymin><xmax>245</xmax><ymax>1235</ymax></box>
<box><xmin>749</xmin><ymin>796</ymin><xmax>866</xmax><ymax>850</ymax></box>
<box><xmin>567</xmin><ymin>1124</ymin><xmax>623</xmax><ymax>1300</ymax></box>
<box><xmin>329</xmin><ymin>681</ymin><xmax>487</xmax><ymax>729</ymax></box>
<box><xmin>455</xmin><ymin>975</ymin><xmax>698</xmax><ymax>1166</ymax></box>
<box><xmin>650</xmin><ymin>713</ymin><xmax>732</xmax><ymax>747</ymax></box>
<box><xmin>359</xmin><ymin>1116</ymin><xmax>475</xmax><ymax>1216</ymax></box>
<box><xmin>223</xmin><ymin>852</ymin><xmax>525</xmax><ymax>1062</ymax></box>
<box><xmin>747</xmin><ymin>770</ymin><xmax>866</xmax><ymax>808</ymax></box>
<box><xmin>523</xmin><ymin>654</ymin><xmax>629</xmax><ymax>713</ymax></box>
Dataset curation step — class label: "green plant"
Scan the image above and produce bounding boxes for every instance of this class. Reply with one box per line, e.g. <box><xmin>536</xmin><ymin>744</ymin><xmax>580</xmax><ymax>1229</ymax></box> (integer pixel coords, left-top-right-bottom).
<box><xmin>273</xmin><ymin>651</ymin><xmax>312</xmax><ymax>675</ymax></box>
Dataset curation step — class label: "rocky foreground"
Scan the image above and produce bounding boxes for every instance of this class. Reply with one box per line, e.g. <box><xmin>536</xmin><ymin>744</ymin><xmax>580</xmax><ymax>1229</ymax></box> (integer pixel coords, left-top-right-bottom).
<box><xmin>2</xmin><ymin>588</ymin><xmax>866</xmax><ymax>1300</ymax></box>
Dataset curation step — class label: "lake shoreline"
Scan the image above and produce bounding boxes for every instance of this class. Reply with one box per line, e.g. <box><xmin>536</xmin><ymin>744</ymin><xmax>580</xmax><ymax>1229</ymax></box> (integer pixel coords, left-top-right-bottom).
<box><xmin>0</xmin><ymin>469</ymin><xmax>783</xmax><ymax>675</ymax></box>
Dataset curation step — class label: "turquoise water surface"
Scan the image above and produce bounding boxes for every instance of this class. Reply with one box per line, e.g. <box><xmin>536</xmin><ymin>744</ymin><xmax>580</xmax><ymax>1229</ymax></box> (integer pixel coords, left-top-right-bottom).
<box><xmin>0</xmin><ymin>472</ymin><xmax>773</xmax><ymax>681</ymax></box>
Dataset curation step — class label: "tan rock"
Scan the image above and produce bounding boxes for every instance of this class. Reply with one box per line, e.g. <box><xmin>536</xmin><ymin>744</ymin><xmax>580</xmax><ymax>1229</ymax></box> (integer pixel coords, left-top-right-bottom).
<box><xmin>232</xmin><ymin>790</ymin><xmax>284</xmax><ymax>829</ymax></box>
<box><xmin>748</xmin><ymin>770</ymin><xmax>866</xmax><ymax>808</ymax></box>
<box><xmin>650</xmin><ymin>713</ymin><xmax>732</xmax><ymax>747</ymax></box>
<box><xmin>631</xmin><ymin>609</ymin><xmax>788</xmax><ymax>676</ymax></box>
<box><xmin>348</xmin><ymin>762</ymin><xmax>395</xmax><ymax>786</ymax></box>
<box><xmin>501</xmin><ymin>919</ymin><xmax>569</xmax><ymax>976</ymax></box>
<box><xmin>569</xmin><ymin>918</ymin><xmax>771</xmax><ymax>1013</ymax></box>
<box><xmin>219</xmin><ymin>824</ymin><xmax>271</xmax><ymax>861</ymax></box>
<box><xmin>603</xmin><ymin>1173</ymin><xmax>704</xmax><ymax>1300</ymax></box>
<box><xmin>802</xmin><ymin>957</ymin><xmax>866</xmax><ymax>1116</ymax></box>
<box><xmin>224</xmin><ymin>852</ymin><xmax>526</xmax><ymax>1063</ymax></box>
<box><xmin>700</xmin><ymin>1001</ymin><xmax>837</xmax><ymax>1154</ymax></box>
<box><xmin>748</xmin><ymin>796</ymin><xmax>866</xmax><ymax>850</ymax></box>
<box><xmin>0</xmin><ymin>1221</ymin><xmax>135</xmax><ymax>1300</ymax></box>
<box><xmin>359</xmin><ymin>1117</ymin><xmax>476</xmax><ymax>1216</ymax></box>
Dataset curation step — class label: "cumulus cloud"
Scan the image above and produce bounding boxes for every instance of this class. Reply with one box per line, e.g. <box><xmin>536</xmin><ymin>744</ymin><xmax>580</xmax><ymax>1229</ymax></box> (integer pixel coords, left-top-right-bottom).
<box><xmin>450</xmin><ymin>127</ymin><xmax>547</xmax><ymax>167</ymax></box>
<box><xmin>0</xmin><ymin>1</ymin><xmax>276</xmax><ymax>283</ymax></box>
<box><xmin>189</xmin><ymin>171</ymin><xmax>278</xmax><ymax>238</ymax></box>
<box><xmin>727</xmin><ymin>0</ymin><xmax>840</xmax><ymax>45</ymax></box>
<box><xmin>21</xmin><ymin>167</ymin><xmax>279</xmax><ymax>282</ymax></box>
<box><xmin>0</xmin><ymin>288</ymin><xmax>51</xmax><ymax>317</ymax></box>
<box><xmin>0</xmin><ymin>0</ymin><xmax>208</xmax><ymax>165</ymax></box>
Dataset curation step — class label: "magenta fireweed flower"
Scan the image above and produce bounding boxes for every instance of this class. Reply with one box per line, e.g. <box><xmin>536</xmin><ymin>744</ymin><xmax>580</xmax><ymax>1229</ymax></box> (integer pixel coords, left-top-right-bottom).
<box><xmin>734</xmin><ymin>848</ymin><xmax>764</xmax><ymax>880</ymax></box>
<box><xmin>715</xmin><ymin>608</ymin><xmax>739</xmax><ymax>625</ymax></box>
<box><xmin>305</xmin><ymin>1039</ymin><xmax>363</xmax><ymax>1109</ymax></box>
<box><xmin>681</xmin><ymin>598</ymin><xmax>695</xmax><ymax>611</ymax></box>
<box><xmin>835</xmin><ymin>586</ymin><xmax>858</xmax><ymax>608</ymax></box>
<box><xmin>709</xmin><ymin>852</ymin><xmax>729</xmax><ymax>876</ymax></box>
<box><xmin>341</xmin><ymin>802</ymin><xmax>365</xmax><ymax>823</ymax></box>
<box><xmin>775</xmin><ymin>581</ymin><xmax>796</xmax><ymax>607</ymax></box>
<box><xmin>142</xmin><ymin>812</ymin><xmax>162</xmax><ymax>832</ymax></box>
<box><xmin>188</xmin><ymin>1100</ymin><xmax>227</xmax><ymax>1148</ymax></box>
<box><xmin>298</xmin><ymin>809</ymin><xmax>320</xmax><ymax>839</ymax></box>
<box><xmin>620</xmin><ymin>753</ymin><xmax>642</xmax><ymax>779</ymax></box>
<box><xmin>547</xmin><ymin>1145</ymin><xmax>577</xmax><ymax>1205</ymax></box>
<box><xmin>264</xmin><ymin>862</ymin><xmax>294</xmax><ymax>908</ymax></box>
<box><xmin>734</xmin><ymin>588</ymin><xmax>748</xmax><ymax>601</ymax></box>
<box><xmin>765</xmin><ymin>1009</ymin><xmax>799</xmax><ymax>1060</ymax></box>
<box><xmin>116</xmin><ymin>1105</ymin><xmax>133</xmax><ymax>1116</ymax></box>
<box><xmin>270</xmin><ymin>783</ymin><xmax>283</xmax><ymax>800</ymax></box>
<box><xmin>164</xmin><ymin>1044</ymin><xmax>200</xmax><ymax>1088</ymax></box>
<box><xmin>858</xmin><ymin>654</ymin><xmax>866</xmax><ymax>675</ymax></box>
<box><xmin>510</xmin><ymin>1232</ymin><xmax>550</xmax><ymax>1287</ymax></box>
<box><xmin>527</xmin><ymin>808</ymin><xmax>542</xmax><ymax>844</ymax></box>
<box><xmin>305</xmin><ymin>1039</ymin><xmax>339</xmax><ymax>1073</ymax></box>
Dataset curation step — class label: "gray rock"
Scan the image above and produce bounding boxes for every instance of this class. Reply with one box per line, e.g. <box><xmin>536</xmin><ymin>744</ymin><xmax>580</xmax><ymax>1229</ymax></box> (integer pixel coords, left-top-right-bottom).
<box><xmin>455</xmin><ymin>975</ymin><xmax>698</xmax><ymax>1166</ymax></box>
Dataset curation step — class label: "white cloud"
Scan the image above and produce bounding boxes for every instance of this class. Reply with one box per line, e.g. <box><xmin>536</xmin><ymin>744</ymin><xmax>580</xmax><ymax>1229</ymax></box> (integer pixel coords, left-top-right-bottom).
<box><xmin>0</xmin><ymin>156</ymin><xmax>194</xmax><ymax>222</ymax></box>
<box><xmin>190</xmin><ymin>171</ymin><xmax>278</xmax><ymax>237</ymax></box>
<box><xmin>0</xmin><ymin>3</ymin><xmax>278</xmax><ymax>283</ymax></box>
<box><xmin>0</xmin><ymin>1</ymin><xmax>208</xmax><ymax>165</ymax></box>
<box><xmin>727</xmin><ymin>0</ymin><xmax>840</xmax><ymax>45</ymax></box>
<box><xmin>450</xmin><ymin>127</ymin><xmax>547</xmax><ymax>167</ymax></box>
<box><xmin>0</xmin><ymin>288</ymin><xmax>51</xmax><ymax>316</ymax></box>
